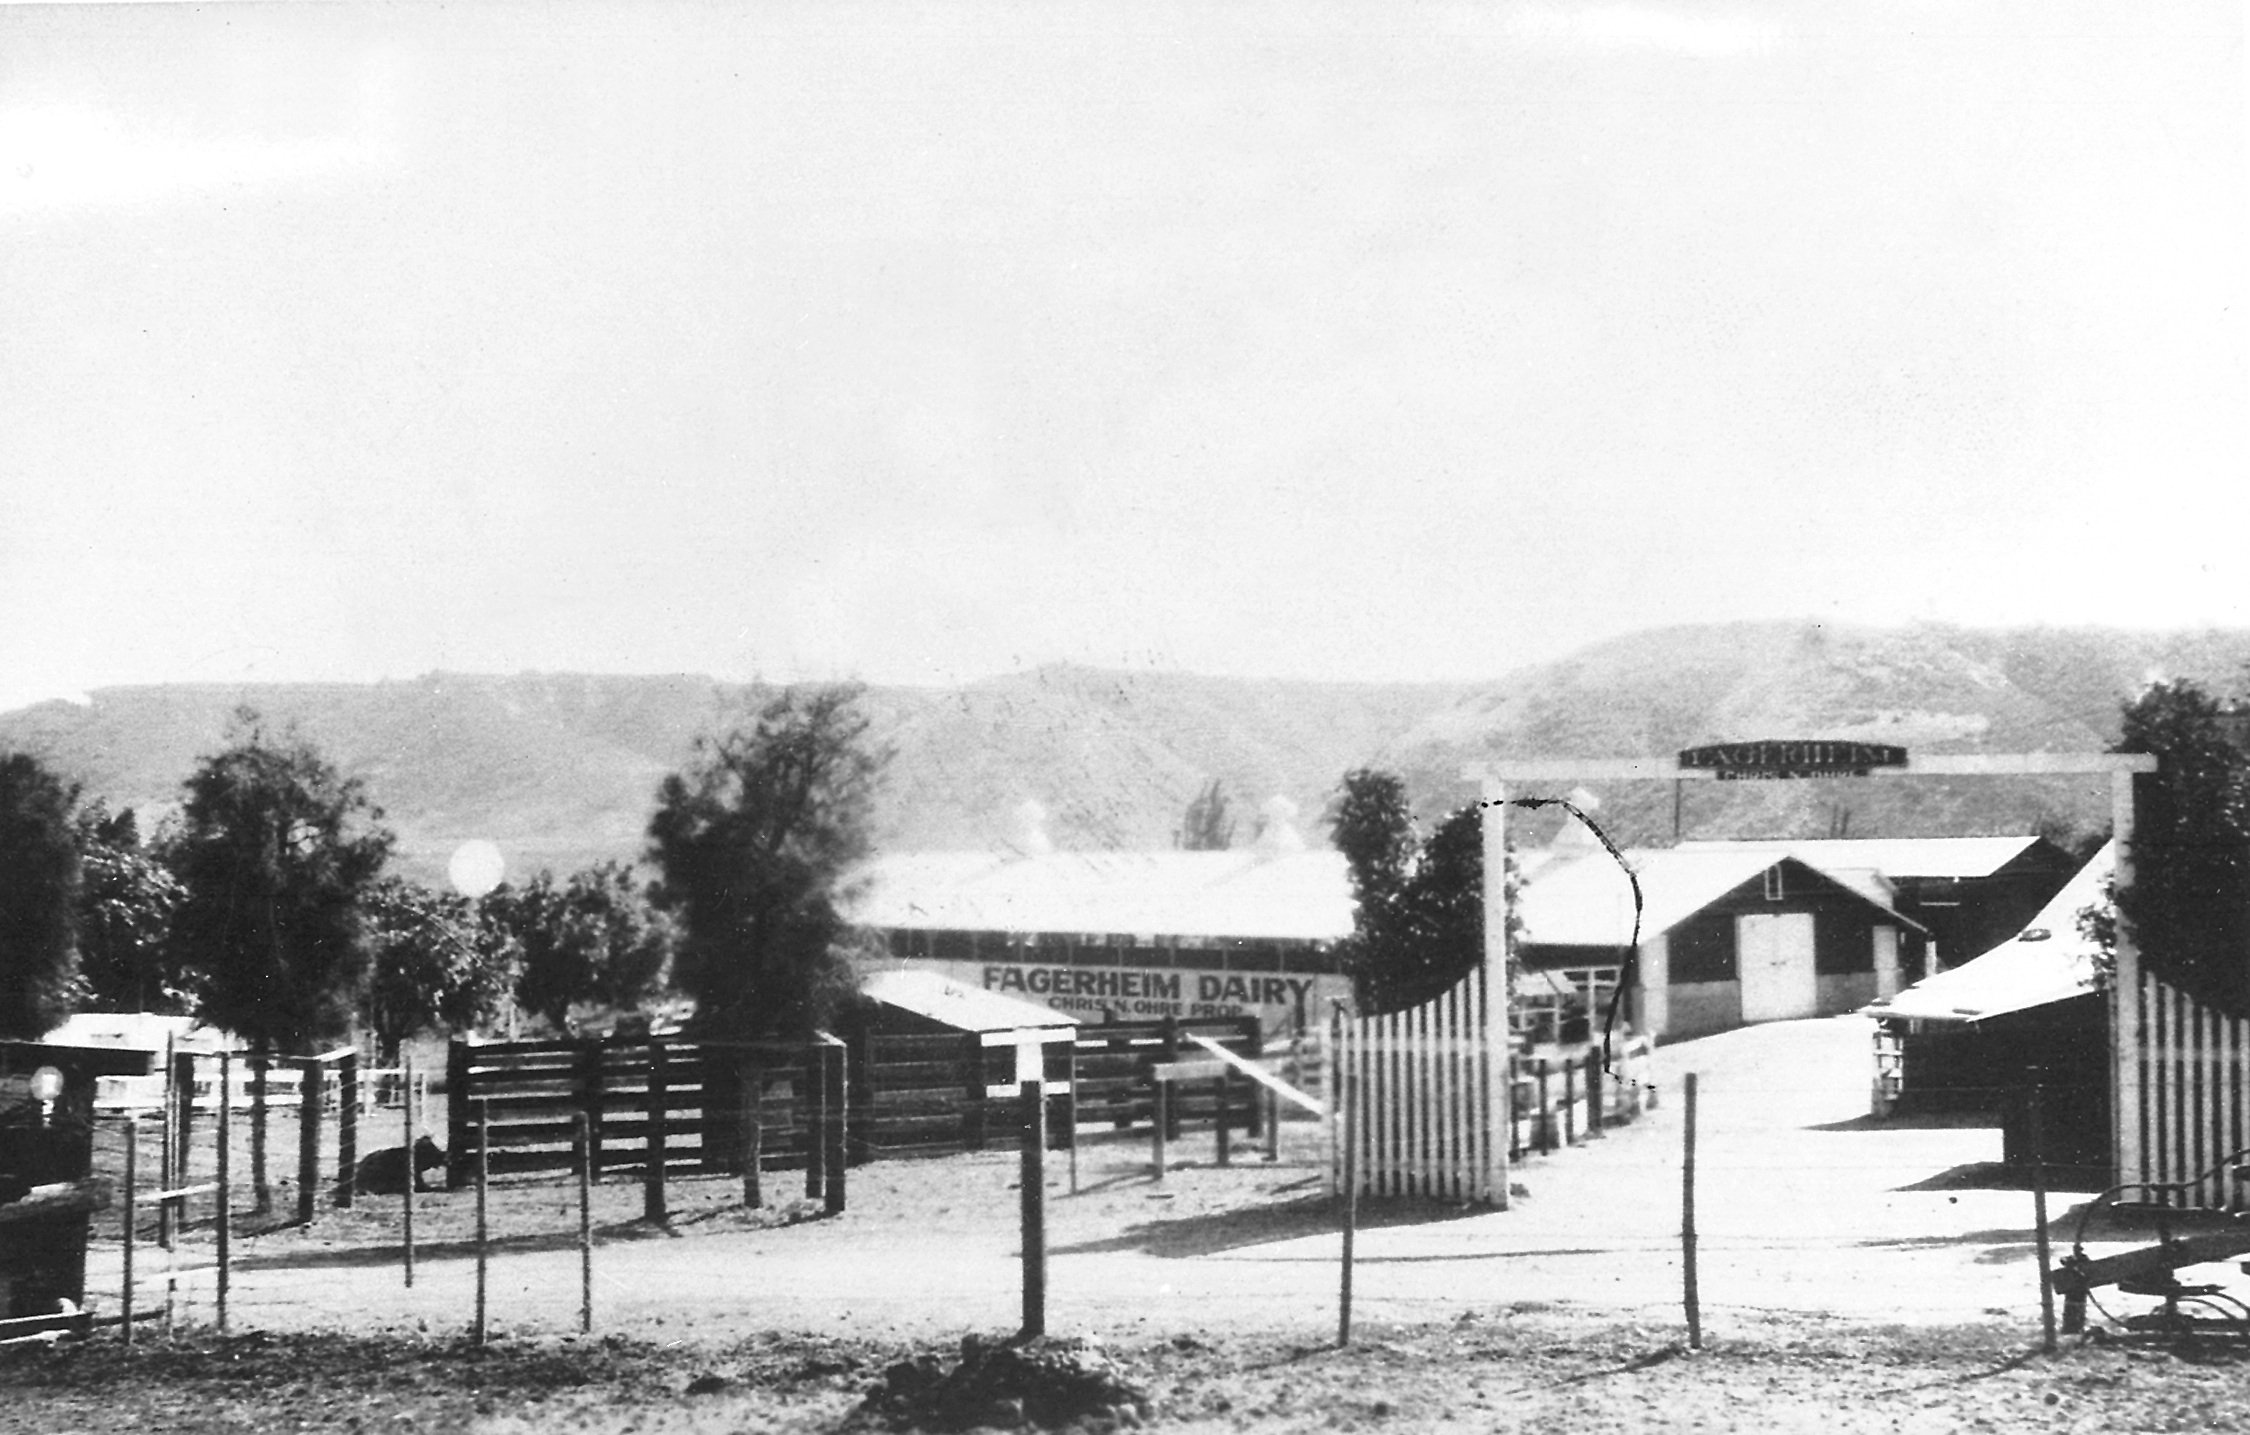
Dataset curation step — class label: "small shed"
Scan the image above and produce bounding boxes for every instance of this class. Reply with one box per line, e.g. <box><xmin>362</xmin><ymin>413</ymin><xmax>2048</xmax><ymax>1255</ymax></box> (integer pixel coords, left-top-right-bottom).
<box><xmin>844</xmin><ymin>970</ymin><xmax>1080</xmax><ymax>1157</ymax></box>
<box><xmin>1866</xmin><ymin>844</ymin><xmax>2112</xmax><ymax>1175</ymax></box>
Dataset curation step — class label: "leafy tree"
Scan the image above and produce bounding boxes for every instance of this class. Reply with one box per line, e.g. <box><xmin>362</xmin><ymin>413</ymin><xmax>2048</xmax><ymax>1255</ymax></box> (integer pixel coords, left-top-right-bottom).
<box><xmin>167</xmin><ymin>712</ymin><xmax>393</xmax><ymax>1213</ymax></box>
<box><xmin>1180</xmin><ymin>779</ymin><xmax>1236</xmax><ymax>851</ymax></box>
<box><xmin>362</xmin><ymin>878</ymin><xmax>521</xmax><ymax>1063</ymax></box>
<box><xmin>488</xmin><ymin>862</ymin><xmax>675</xmax><ymax>1032</ymax></box>
<box><xmin>74</xmin><ymin>803</ymin><xmax>189</xmax><ymax>1013</ymax></box>
<box><xmin>0</xmin><ymin>752</ymin><xmax>84</xmax><ymax>1037</ymax></box>
<box><xmin>646</xmin><ymin>685</ymin><xmax>887</xmax><ymax>1038</ymax></box>
<box><xmin>1328</xmin><ymin>770</ymin><xmax>1515</xmax><ymax>1014</ymax></box>
<box><xmin>2110</xmin><ymin>680</ymin><xmax>2250</xmax><ymax>1013</ymax></box>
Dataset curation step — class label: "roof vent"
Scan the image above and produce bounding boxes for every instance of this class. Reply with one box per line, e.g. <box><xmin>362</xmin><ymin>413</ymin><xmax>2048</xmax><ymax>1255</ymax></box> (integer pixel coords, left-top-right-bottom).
<box><xmin>1010</xmin><ymin>799</ymin><xmax>1054</xmax><ymax>857</ymax></box>
<box><xmin>1252</xmin><ymin>796</ymin><xmax>1306</xmax><ymax>857</ymax></box>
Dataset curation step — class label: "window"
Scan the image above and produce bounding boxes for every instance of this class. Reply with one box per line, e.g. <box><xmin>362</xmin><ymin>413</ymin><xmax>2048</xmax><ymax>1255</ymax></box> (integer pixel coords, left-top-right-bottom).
<box><xmin>1670</xmin><ymin>913</ymin><xmax>1736</xmax><ymax>984</ymax></box>
<box><xmin>1763</xmin><ymin>866</ymin><xmax>1785</xmax><ymax>901</ymax></box>
<box><xmin>1815</xmin><ymin>909</ymin><xmax>1872</xmax><ymax>974</ymax></box>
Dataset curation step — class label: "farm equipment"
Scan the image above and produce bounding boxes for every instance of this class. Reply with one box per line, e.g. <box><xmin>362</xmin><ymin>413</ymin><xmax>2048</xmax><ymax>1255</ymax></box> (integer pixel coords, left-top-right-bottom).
<box><xmin>2054</xmin><ymin>1153</ymin><xmax>2250</xmax><ymax>1341</ymax></box>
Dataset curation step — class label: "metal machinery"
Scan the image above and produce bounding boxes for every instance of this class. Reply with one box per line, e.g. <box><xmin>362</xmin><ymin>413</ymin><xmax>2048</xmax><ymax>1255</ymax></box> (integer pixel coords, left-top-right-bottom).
<box><xmin>2054</xmin><ymin>1152</ymin><xmax>2250</xmax><ymax>1340</ymax></box>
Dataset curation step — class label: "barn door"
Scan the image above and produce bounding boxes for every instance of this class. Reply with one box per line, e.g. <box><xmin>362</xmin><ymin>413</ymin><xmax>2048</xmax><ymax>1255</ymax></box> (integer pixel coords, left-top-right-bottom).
<box><xmin>1737</xmin><ymin>912</ymin><xmax>1818</xmax><ymax>1022</ymax></box>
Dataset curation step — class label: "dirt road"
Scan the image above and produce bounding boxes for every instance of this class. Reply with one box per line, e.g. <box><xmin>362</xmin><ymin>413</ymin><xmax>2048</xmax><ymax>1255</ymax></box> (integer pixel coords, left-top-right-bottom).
<box><xmin>88</xmin><ymin>1014</ymin><xmax>2176</xmax><ymax>1345</ymax></box>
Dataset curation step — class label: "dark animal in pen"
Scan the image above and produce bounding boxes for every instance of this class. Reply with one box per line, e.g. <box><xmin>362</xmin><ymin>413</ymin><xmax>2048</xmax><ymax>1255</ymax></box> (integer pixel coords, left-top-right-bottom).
<box><xmin>356</xmin><ymin>1136</ymin><xmax>447</xmax><ymax>1194</ymax></box>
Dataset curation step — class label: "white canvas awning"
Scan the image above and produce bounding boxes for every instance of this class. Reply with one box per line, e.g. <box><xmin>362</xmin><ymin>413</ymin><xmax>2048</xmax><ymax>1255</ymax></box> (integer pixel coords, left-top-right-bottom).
<box><xmin>1867</xmin><ymin>843</ymin><xmax>2111</xmax><ymax>1024</ymax></box>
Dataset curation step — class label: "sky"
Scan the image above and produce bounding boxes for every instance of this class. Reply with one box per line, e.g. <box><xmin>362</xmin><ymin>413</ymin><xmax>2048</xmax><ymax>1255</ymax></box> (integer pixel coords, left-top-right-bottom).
<box><xmin>1</xmin><ymin>1</ymin><xmax>2242</xmax><ymax>711</ymax></box>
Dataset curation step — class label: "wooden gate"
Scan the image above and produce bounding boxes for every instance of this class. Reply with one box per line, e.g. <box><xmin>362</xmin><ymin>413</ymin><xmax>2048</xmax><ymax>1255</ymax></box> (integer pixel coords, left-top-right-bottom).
<box><xmin>2120</xmin><ymin>966</ymin><xmax>2250</xmax><ymax>1208</ymax></box>
<box><xmin>1328</xmin><ymin>969</ymin><xmax>1504</xmax><ymax>1203</ymax></box>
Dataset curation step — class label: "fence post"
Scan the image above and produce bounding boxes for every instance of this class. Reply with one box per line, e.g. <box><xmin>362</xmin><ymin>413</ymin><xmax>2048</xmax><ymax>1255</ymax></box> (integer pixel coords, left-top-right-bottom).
<box><xmin>576</xmin><ymin>1110</ymin><xmax>594</xmax><ymax>1334</ymax></box>
<box><xmin>1152</xmin><ymin>1078</ymin><xmax>1169</xmax><ymax>1183</ymax></box>
<box><xmin>823</xmin><ymin>1038</ymin><xmax>847</xmax><ymax>1216</ymax></box>
<box><xmin>474</xmin><ymin>1100</ymin><xmax>489</xmax><ymax>1347</ymax></box>
<box><xmin>1020</xmin><ymin>1076</ymin><xmax>1046</xmax><ymax>1339</ymax></box>
<box><xmin>403</xmin><ymin>1047</ymin><xmax>417</xmax><ymax>1288</ymax></box>
<box><xmin>1216</xmin><ymin>1071</ymin><xmax>1233</xmax><ymax>1167</ymax></box>
<box><xmin>1586</xmin><ymin>1047</ymin><xmax>1603</xmax><ymax>1138</ymax></box>
<box><xmin>804</xmin><ymin>1040</ymin><xmax>827</xmax><ymax>1201</ymax></box>
<box><xmin>122</xmin><ymin>1116</ymin><xmax>137</xmax><ymax>1347</ymax></box>
<box><xmin>1066</xmin><ymin>1044</ymin><xmax>1080</xmax><ymax>1195</ymax></box>
<box><xmin>644</xmin><ymin>1037</ymin><xmax>668</xmax><ymax>1224</ymax></box>
<box><xmin>1537</xmin><ymin>1059</ymin><xmax>1553</xmax><ymax>1154</ymax></box>
<box><xmin>216</xmin><ymin>1050</ymin><xmax>231</xmax><ymax>1333</ymax></box>
<box><xmin>579</xmin><ymin>1039</ymin><xmax>606</xmax><ymax>1182</ymax></box>
<box><xmin>2030</xmin><ymin>1079</ymin><xmax>2057</xmax><ymax>1354</ymax></box>
<box><xmin>1562</xmin><ymin>1054</ymin><xmax>1577</xmax><ymax>1146</ymax></box>
<box><xmin>1338</xmin><ymin>1067</ymin><xmax>1358</xmax><ymax>1348</ymax></box>
<box><xmin>964</xmin><ymin>1032</ymin><xmax>987</xmax><ymax>1151</ymax></box>
<box><xmin>1160</xmin><ymin>1018</ymin><xmax>1182</xmax><ymax>1141</ymax></box>
<box><xmin>171</xmin><ymin>1049</ymin><xmax>196</xmax><ymax>1242</ymax></box>
<box><xmin>447</xmin><ymin>1040</ymin><xmax>472</xmax><ymax>1190</ymax></box>
<box><xmin>740</xmin><ymin>1055</ymin><xmax>764</xmax><ymax>1209</ymax></box>
<box><xmin>296</xmin><ymin>1056</ymin><xmax>321</xmax><ymax>1225</ymax></box>
<box><xmin>1682</xmin><ymin>1071</ymin><xmax>1701</xmax><ymax>1350</ymax></box>
<box><xmin>336</xmin><ymin>1051</ymin><xmax>359</xmax><ymax>1208</ymax></box>
<box><xmin>250</xmin><ymin>1050</ymin><xmax>271</xmax><ymax>1216</ymax></box>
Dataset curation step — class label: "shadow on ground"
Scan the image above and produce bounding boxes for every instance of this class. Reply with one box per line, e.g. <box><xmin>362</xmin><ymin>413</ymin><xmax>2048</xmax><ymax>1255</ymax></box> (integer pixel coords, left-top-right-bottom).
<box><xmin>1809</xmin><ymin>1111</ymin><xmax>2001</xmax><ymax>1134</ymax></box>
<box><xmin>1048</xmin><ymin>1192</ymin><xmax>1482</xmax><ymax>1259</ymax></box>
<box><xmin>1894</xmin><ymin>1161</ymin><xmax>2106</xmax><ymax>1194</ymax></box>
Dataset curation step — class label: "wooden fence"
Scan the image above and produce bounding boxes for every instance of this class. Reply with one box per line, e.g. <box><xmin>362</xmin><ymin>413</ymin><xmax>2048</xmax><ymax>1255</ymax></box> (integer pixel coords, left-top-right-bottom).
<box><xmin>1330</xmin><ymin>972</ymin><xmax>1499</xmax><ymax>1202</ymax></box>
<box><xmin>449</xmin><ymin>1016</ymin><xmax>1268</xmax><ymax>1183</ymax></box>
<box><xmin>445</xmin><ymin>1035</ymin><xmax>842</xmax><ymax>1188</ymax></box>
<box><xmin>2121</xmin><ymin>966</ymin><xmax>2250</xmax><ymax>1208</ymax></box>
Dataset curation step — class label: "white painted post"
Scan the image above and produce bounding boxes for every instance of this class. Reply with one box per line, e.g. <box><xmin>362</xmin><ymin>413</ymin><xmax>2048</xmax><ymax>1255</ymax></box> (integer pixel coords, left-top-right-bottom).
<box><xmin>1872</xmin><ymin>926</ymin><xmax>1901</xmax><ymax>1001</ymax></box>
<box><xmin>1480</xmin><ymin>780</ymin><xmax>1512</xmax><ymax>1207</ymax></box>
<box><xmin>2112</xmin><ymin>768</ymin><xmax>2145</xmax><ymax>1192</ymax></box>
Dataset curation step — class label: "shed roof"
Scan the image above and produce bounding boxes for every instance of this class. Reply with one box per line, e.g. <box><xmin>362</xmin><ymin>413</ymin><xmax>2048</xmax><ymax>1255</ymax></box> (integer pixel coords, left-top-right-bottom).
<box><xmin>1869</xmin><ymin>843</ymin><xmax>2111</xmax><ymax>1024</ymax></box>
<box><xmin>1518</xmin><ymin>847</ymin><xmax>1924</xmax><ymax>949</ymax></box>
<box><xmin>860</xmin><ymin>968</ymin><xmax>1081</xmax><ymax>1033</ymax></box>
<box><xmin>849</xmin><ymin>849</ymin><xmax>1353</xmax><ymax>942</ymax></box>
<box><xmin>42</xmin><ymin>1012</ymin><xmax>237</xmax><ymax>1054</ymax></box>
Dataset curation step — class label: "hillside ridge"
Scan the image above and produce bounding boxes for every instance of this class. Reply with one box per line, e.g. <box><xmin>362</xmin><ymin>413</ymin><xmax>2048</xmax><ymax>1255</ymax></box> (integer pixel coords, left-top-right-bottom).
<box><xmin>5</xmin><ymin>621</ymin><xmax>2245</xmax><ymax>888</ymax></box>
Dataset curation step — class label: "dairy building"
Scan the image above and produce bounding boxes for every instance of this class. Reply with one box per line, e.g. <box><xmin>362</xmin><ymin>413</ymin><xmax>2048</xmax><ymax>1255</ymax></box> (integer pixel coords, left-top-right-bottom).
<box><xmin>850</xmin><ymin>818</ymin><xmax>1353</xmax><ymax>1037</ymax></box>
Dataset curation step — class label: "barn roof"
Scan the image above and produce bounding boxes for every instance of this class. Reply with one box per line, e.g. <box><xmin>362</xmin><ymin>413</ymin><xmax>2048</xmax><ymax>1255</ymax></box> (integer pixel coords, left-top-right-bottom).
<box><xmin>849</xmin><ymin>849</ymin><xmax>1354</xmax><ymax>942</ymax></box>
<box><xmin>1518</xmin><ymin>847</ymin><xmax>1924</xmax><ymax>949</ymax></box>
<box><xmin>860</xmin><ymin>968</ymin><xmax>1081</xmax><ymax>1033</ymax></box>
<box><xmin>1676</xmin><ymin>835</ymin><xmax>2058</xmax><ymax>881</ymax></box>
<box><xmin>1869</xmin><ymin>843</ymin><xmax>2111</xmax><ymax>1024</ymax></box>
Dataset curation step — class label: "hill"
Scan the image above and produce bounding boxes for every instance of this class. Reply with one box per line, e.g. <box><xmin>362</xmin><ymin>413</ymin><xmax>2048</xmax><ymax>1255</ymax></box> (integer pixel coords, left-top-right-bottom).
<box><xmin>4</xmin><ymin>621</ymin><xmax>2246</xmax><ymax>888</ymax></box>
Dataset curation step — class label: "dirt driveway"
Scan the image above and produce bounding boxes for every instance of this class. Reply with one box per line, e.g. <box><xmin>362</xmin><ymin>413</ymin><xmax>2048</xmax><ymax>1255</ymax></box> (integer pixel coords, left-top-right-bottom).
<box><xmin>85</xmin><ymin>1013</ymin><xmax>2188</xmax><ymax>1347</ymax></box>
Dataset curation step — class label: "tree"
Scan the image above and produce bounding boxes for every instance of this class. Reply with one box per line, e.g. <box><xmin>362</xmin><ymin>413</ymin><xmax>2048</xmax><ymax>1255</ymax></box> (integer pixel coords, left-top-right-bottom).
<box><xmin>0</xmin><ymin>752</ymin><xmax>84</xmax><ymax>1037</ymax></box>
<box><xmin>2110</xmin><ymin>680</ymin><xmax>2250</xmax><ymax>1014</ymax></box>
<box><xmin>167</xmin><ymin>712</ymin><xmax>393</xmax><ymax>1213</ymax></box>
<box><xmin>1327</xmin><ymin>770</ymin><xmax>1509</xmax><ymax>1014</ymax></box>
<box><xmin>646</xmin><ymin>685</ymin><xmax>888</xmax><ymax>1038</ymax></box>
<box><xmin>1180</xmin><ymin>779</ymin><xmax>1236</xmax><ymax>851</ymax></box>
<box><xmin>487</xmin><ymin>862</ymin><xmax>675</xmax><ymax>1033</ymax></box>
<box><xmin>74</xmin><ymin>803</ymin><xmax>189</xmax><ymax>1013</ymax></box>
<box><xmin>362</xmin><ymin>878</ymin><xmax>521</xmax><ymax>1063</ymax></box>
<box><xmin>166</xmin><ymin>710</ymin><xmax>395</xmax><ymax>1049</ymax></box>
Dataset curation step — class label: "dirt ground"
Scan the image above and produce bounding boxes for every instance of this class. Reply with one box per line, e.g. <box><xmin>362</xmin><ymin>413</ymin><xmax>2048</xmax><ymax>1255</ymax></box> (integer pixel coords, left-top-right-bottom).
<box><xmin>15</xmin><ymin>1015</ymin><xmax>2250</xmax><ymax>1431</ymax></box>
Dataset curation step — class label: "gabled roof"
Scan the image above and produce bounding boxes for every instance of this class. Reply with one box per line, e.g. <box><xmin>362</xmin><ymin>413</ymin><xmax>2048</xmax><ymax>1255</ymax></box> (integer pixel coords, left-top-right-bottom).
<box><xmin>1869</xmin><ymin>843</ymin><xmax>2111</xmax><ymax>1024</ymax></box>
<box><xmin>860</xmin><ymin>969</ymin><xmax>1079</xmax><ymax>1033</ymax></box>
<box><xmin>1518</xmin><ymin>847</ymin><xmax>1925</xmax><ymax>949</ymax></box>
<box><xmin>1677</xmin><ymin>836</ymin><xmax>2058</xmax><ymax>882</ymax></box>
<box><xmin>849</xmin><ymin>849</ymin><xmax>1354</xmax><ymax>942</ymax></box>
